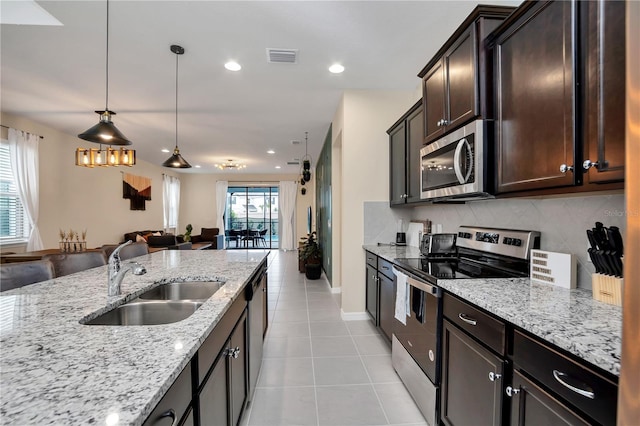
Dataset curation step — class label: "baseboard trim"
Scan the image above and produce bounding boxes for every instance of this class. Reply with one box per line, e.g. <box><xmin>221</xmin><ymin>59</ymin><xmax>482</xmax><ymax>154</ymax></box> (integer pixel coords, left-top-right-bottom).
<box><xmin>330</xmin><ymin>287</ymin><xmax>342</xmax><ymax>294</ymax></box>
<box><xmin>340</xmin><ymin>311</ymin><xmax>370</xmax><ymax>321</ymax></box>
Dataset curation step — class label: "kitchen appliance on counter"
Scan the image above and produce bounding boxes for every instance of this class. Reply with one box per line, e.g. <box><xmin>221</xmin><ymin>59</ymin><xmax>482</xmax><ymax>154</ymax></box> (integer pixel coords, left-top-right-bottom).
<box><xmin>420</xmin><ymin>120</ymin><xmax>492</xmax><ymax>202</ymax></box>
<box><xmin>391</xmin><ymin>226</ymin><xmax>540</xmax><ymax>425</ymax></box>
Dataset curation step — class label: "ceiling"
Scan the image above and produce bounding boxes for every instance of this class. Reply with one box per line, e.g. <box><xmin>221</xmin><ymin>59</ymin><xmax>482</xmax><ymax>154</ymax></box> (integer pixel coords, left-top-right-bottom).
<box><xmin>1</xmin><ymin>0</ymin><xmax>521</xmax><ymax>174</ymax></box>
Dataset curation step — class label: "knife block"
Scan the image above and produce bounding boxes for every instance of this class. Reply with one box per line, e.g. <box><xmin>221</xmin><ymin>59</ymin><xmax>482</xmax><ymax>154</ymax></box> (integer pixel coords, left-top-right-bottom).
<box><xmin>591</xmin><ymin>273</ymin><xmax>623</xmax><ymax>306</ymax></box>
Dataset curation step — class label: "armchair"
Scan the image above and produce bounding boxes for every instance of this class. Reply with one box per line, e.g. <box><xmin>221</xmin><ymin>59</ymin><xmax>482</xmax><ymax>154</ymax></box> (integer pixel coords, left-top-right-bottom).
<box><xmin>190</xmin><ymin>228</ymin><xmax>220</xmax><ymax>249</ymax></box>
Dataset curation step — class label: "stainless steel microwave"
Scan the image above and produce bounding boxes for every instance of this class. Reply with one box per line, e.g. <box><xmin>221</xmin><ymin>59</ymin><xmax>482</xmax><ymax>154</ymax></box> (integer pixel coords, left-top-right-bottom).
<box><xmin>420</xmin><ymin>120</ymin><xmax>491</xmax><ymax>201</ymax></box>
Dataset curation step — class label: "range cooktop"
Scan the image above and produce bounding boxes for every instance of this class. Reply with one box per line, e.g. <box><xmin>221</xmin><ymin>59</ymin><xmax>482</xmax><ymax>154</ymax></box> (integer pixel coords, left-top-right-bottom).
<box><xmin>393</xmin><ymin>257</ymin><xmax>520</xmax><ymax>284</ymax></box>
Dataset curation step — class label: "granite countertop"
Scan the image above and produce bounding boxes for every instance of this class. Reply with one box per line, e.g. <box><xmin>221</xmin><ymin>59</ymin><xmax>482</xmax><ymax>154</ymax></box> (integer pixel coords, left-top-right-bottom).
<box><xmin>363</xmin><ymin>245</ymin><xmax>622</xmax><ymax>377</ymax></box>
<box><xmin>0</xmin><ymin>249</ymin><xmax>269</xmax><ymax>425</ymax></box>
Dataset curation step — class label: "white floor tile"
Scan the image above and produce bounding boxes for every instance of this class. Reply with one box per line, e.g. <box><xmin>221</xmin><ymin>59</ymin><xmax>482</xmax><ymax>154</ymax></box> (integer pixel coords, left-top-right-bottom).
<box><xmin>313</xmin><ymin>356</ymin><xmax>370</xmax><ymax>386</ymax></box>
<box><xmin>247</xmin><ymin>387</ymin><xmax>318</xmax><ymax>426</ymax></box>
<box><xmin>353</xmin><ymin>334</ymin><xmax>392</xmax><ymax>355</ymax></box>
<box><xmin>361</xmin><ymin>355</ymin><xmax>402</xmax><ymax>384</ymax></box>
<box><xmin>257</xmin><ymin>357</ymin><xmax>315</xmax><ymax>387</ymax></box>
<box><xmin>375</xmin><ymin>382</ymin><xmax>427</xmax><ymax>425</ymax></box>
<box><xmin>316</xmin><ymin>385</ymin><xmax>388</xmax><ymax>426</ymax></box>
<box><xmin>309</xmin><ymin>321</ymin><xmax>350</xmax><ymax>337</ymax></box>
<box><xmin>263</xmin><ymin>337</ymin><xmax>312</xmax><ymax>358</ymax></box>
<box><xmin>311</xmin><ymin>336</ymin><xmax>358</xmax><ymax>357</ymax></box>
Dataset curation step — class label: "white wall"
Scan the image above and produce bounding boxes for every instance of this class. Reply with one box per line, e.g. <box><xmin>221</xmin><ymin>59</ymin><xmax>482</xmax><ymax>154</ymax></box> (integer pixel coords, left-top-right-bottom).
<box><xmin>0</xmin><ymin>112</ymin><xmax>176</xmax><ymax>251</ymax></box>
<box><xmin>0</xmin><ymin>112</ymin><xmax>313</xmax><ymax>252</ymax></box>
<box><xmin>333</xmin><ymin>90</ymin><xmax>418</xmax><ymax>315</ymax></box>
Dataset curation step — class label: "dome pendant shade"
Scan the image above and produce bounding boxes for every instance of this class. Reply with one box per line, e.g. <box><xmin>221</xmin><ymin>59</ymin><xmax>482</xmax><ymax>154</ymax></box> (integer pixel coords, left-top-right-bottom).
<box><xmin>78</xmin><ymin>110</ymin><xmax>132</xmax><ymax>145</ymax></box>
<box><xmin>162</xmin><ymin>147</ymin><xmax>191</xmax><ymax>168</ymax></box>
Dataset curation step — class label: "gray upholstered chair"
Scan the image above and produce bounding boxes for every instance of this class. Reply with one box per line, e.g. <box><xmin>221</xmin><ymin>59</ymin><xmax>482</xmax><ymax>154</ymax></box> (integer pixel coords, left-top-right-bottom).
<box><xmin>42</xmin><ymin>251</ymin><xmax>107</xmax><ymax>278</ymax></box>
<box><xmin>118</xmin><ymin>242</ymin><xmax>149</xmax><ymax>259</ymax></box>
<box><xmin>100</xmin><ymin>244</ymin><xmax>118</xmax><ymax>258</ymax></box>
<box><xmin>0</xmin><ymin>260</ymin><xmax>55</xmax><ymax>292</ymax></box>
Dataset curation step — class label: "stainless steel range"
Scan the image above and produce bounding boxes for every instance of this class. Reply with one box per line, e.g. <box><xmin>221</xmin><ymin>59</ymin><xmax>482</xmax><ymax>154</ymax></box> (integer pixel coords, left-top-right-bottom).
<box><xmin>391</xmin><ymin>226</ymin><xmax>540</xmax><ymax>426</ymax></box>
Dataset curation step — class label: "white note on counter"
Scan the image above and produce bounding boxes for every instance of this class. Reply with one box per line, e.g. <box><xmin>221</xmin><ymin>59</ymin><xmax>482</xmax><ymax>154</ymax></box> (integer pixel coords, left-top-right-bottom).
<box><xmin>392</xmin><ymin>266</ymin><xmax>409</xmax><ymax>325</ymax></box>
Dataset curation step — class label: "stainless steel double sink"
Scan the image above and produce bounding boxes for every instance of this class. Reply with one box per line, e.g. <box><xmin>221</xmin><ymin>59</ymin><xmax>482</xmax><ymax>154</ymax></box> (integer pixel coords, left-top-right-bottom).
<box><xmin>83</xmin><ymin>281</ymin><xmax>225</xmax><ymax>326</ymax></box>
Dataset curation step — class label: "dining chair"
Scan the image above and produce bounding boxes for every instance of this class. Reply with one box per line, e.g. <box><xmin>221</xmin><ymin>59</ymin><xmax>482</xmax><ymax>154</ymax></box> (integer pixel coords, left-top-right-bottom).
<box><xmin>257</xmin><ymin>229</ymin><xmax>268</xmax><ymax>247</ymax></box>
<box><xmin>42</xmin><ymin>251</ymin><xmax>108</xmax><ymax>278</ymax></box>
<box><xmin>0</xmin><ymin>259</ymin><xmax>55</xmax><ymax>292</ymax></box>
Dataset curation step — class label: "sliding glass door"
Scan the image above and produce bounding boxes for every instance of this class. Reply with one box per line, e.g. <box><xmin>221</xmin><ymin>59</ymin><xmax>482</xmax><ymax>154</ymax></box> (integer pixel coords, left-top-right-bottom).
<box><xmin>225</xmin><ymin>186</ymin><xmax>279</xmax><ymax>249</ymax></box>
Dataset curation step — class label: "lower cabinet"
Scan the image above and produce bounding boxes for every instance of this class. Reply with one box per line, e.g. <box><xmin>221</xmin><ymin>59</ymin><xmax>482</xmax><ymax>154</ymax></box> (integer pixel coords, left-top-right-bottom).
<box><xmin>378</xmin><ymin>272</ymin><xmax>395</xmax><ymax>341</ymax></box>
<box><xmin>142</xmin><ymin>362</ymin><xmax>193</xmax><ymax>426</ymax></box>
<box><xmin>507</xmin><ymin>370</ymin><xmax>590</xmax><ymax>426</ymax></box>
<box><xmin>199</xmin><ymin>310</ymin><xmax>248</xmax><ymax>426</ymax></box>
<box><xmin>365</xmin><ymin>264</ymin><xmax>379</xmax><ymax>324</ymax></box>
<box><xmin>441</xmin><ymin>320</ymin><xmax>504</xmax><ymax>426</ymax></box>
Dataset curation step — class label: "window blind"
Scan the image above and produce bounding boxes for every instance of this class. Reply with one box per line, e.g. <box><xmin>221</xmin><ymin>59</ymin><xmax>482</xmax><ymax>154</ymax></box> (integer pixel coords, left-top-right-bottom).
<box><xmin>0</xmin><ymin>143</ymin><xmax>30</xmax><ymax>244</ymax></box>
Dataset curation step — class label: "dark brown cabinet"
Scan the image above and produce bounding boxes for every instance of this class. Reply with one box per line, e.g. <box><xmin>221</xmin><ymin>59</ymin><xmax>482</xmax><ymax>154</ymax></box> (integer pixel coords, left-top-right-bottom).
<box><xmin>419</xmin><ymin>6</ymin><xmax>513</xmax><ymax>145</ymax></box>
<box><xmin>388</xmin><ymin>100</ymin><xmax>423</xmax><ymax>206</ymax></box>
<box><xmin>493</xmin><ymin>0</ymin><xmax>577</xmax><ymax>194</ymax></box>
<box><xmin>365</xmin><ymin>263</ymin><xmax>379</xmax><ymax>324</ymax></box>
<box><xmin>491</xmin><ymin>0</ymin><xmax>625</xmax><ymax>195</ymax></box>
<box><xmin>378</xmin><ymin>270</ymin><xmax>395</xmax><ymax>341</ymax></box>
<box><xmin>441</xmin><ymin>320</ymin><xmax>504</xmax><ymax>426</ymax></box>
<box><xmin>584</xmin><ymin>0</ymin><xmax>626</xmax><ymax>184</ymax></box>
<box><xmin>143</xmin><ymin>362</ymin><xmax>193</xmax><ymax>426</ymax></box>
<box><xmin>507</xmin><ymin>370</ymin><xmax>590</xmax><ymax>426</ymax></box>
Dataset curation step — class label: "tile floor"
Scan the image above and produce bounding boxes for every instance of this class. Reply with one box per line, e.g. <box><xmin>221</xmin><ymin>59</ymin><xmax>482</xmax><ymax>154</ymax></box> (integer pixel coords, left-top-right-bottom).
<box><xmin>241</xmin><ymin>250</ymin><xmax>427</xmax><ymax>426</ymax></box>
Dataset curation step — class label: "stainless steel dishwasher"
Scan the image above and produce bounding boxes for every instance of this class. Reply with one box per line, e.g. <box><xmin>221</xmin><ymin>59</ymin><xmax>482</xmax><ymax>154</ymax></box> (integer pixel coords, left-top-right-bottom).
<box><xmin>246</xmin><ymin>262</ymin><xmax>267</xmax><ymax>402</ymax></box>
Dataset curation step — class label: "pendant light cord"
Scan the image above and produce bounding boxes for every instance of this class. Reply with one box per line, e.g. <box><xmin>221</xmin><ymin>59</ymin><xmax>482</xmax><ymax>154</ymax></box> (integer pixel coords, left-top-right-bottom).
<box><xmin>175</xmin><ymin>49</ymin><xmax>179</xmax><ymax>150</ymax></box>
<box><xmin>105</xmin><ymin>0</ymin><xmax>109</xmax><ymax>111</ymax></box>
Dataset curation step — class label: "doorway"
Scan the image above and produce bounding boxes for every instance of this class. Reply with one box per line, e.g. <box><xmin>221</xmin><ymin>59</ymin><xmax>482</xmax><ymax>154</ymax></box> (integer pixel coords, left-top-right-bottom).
<box><xmin>226</xmin><ymin>186</ymin><xmax>279</xmax><ymax>249</ymax></box>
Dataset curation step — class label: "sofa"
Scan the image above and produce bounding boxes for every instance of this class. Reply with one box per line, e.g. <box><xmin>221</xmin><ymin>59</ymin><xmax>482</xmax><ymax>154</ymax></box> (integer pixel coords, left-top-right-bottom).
<box><xmin>123</xmin><ymin>230</ymin><xmax>191</xmax><ymax>251</ymax></box>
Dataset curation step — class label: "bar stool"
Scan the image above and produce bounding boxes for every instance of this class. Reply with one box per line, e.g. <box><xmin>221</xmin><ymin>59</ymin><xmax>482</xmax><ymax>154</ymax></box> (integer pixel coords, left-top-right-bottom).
<box><xmin>42</xmin><ymin>251</ymin><xmax>107</xmax><ymax>278</ymax></box>
<box><xmin>0</xmin><ymin>259</ymin><xmax>55</xmax><ymax>292</ymax></box>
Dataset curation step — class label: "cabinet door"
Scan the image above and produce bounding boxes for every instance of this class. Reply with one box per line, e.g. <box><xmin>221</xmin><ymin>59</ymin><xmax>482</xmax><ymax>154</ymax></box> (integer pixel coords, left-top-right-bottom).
<box><xmin>495</xmin><ymin>1</ymin><xmax>577</xmax><ymax>193</ymax></box>
<box><xmin>423</xmin><ymin>60</ymin><xmax>446</xmax><ymax>143</ymax></box>
<box><xmin>378</xmin><ymin>272</ymin><xmax>395</xmax><ymax>341</ymax></box>
<box><xmin>445</xmin><ymin>25</ymin><xmax>478</xmax><ymax>130</ymax></box>
<box><xmin>441</xmin><ymin>320</ymin><xmax>504</xmax><ymax>426</ymax></box>
<box><xmin>406</xmin><ymin>104</ymin><xmax>424</xmax><ymax>203</ymax></box>
<box><xmin>365</xmin><ymin>264</ymin><xmax>379</xmax><ymax>324</ymax></box>
<box><xmin>230</xmin><ymin>313</ymin><xmax>248</xmax><ymax>426</ymax></box>
<box><xmin>389</xmin><ymin>121</ymin><xmax>407</xmax><ymax>205</ymax></box>
<box><xmin>584</xmin><ymin>0</ymin><xmax>625</xmax><ymax>183</ymax></box>
<box><xmin>143</xmin><ymin>363</ymin><xmax>192</xmax><ymax>426</ymax></box>
<box><xmin>508</xmin><ymin>370</ymin><xmax>590</xmax><ymax>426</ymax></box>
<box><xmin>199</xmin><ymin>353</ymin><xmax>229</xmax><ymax>426</ymax></box>
<box><xmin>262</xmin><ymin>274</ymin><xmax>268</xmax><ymax>337</ymax></box>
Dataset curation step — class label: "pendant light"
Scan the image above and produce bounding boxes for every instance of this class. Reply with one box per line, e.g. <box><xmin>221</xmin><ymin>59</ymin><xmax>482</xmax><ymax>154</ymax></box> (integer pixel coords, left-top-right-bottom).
<box><xmin>301</xmin><ymin>131</ymin><xmax>311</xmax><ymax>182</ymax></box>
<box><xmin>77</xmin><ymin>0</ymin><xmax>132</xmax><ymax>146</ymax></box>
<box><xmin>162</xmin><ymin>44</ymin><xmax>192</xmax><ymax>168</ymax></box>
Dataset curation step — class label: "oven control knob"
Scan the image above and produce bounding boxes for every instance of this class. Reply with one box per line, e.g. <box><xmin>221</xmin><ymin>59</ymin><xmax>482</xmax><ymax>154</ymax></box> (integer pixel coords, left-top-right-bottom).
<box><xmin>429</xmin><ymin>350</ymin><xmax>435</xmax><ymax>362</ymax></box>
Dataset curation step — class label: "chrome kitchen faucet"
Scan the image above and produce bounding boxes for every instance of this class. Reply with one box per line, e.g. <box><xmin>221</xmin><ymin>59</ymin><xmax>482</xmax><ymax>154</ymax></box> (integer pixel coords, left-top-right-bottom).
<box><xmin>108</xmin><ymin>241</ymin><xmax>147</xmax><ymax>296</ymax></box>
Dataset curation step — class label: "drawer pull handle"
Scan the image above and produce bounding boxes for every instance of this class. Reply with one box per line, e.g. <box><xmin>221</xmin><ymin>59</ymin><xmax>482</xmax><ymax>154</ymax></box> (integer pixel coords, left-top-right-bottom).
<box><xmin>552</xmin><ymin>370</ymin><xmax>595</xmax><ymax>399</ymax></box>
<box><xmin>488</xmin><ymin>371</ymin><xmax>502</xmax><ymax>382</ymax></box>
<box><xmin>458</xmin><ymin>313</ymin><xmax>477</xmax><ymax>326</ymax></box>
<box><xmin>159</xmin><ymin>409</ymin><xmax>178</xmax><ymax>426</ymax></box>
<box><xmin>381</xmin><ymin>266</ymin><xmax>390</xmax><ymax>270</ymax></box>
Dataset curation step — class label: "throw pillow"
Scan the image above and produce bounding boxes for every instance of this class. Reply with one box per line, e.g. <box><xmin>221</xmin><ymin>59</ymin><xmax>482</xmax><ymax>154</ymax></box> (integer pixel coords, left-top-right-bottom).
<box><xmin>142</xmin><ymin>233</ymin><xmax>153</xmax><ymax>241</ymax></box>
<box><xmin>152</xmin><ymin>232</ymin><xmax>162</xmax><ymax>236</ymax></box>
<box><xmin>135</xmin><ymin>234</ymin><xmax>146</xmax><ymax>243</ymax></box>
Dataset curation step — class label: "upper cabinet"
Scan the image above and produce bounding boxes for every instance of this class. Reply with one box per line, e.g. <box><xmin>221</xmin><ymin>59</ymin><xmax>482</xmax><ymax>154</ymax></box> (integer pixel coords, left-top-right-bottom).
<box><xmin>388</xmin><ymin>100</ymin><xmax>423</xmax><ymax>206</ymax></box>
<box><xmin>419</xmin><ymin>6</ymin><xmax>515</xmax><ymax>145</ymax></box>
<box><xmin>490</xmin><ymin>0</ymin><xmax>625</xmax><ymax>195</ymax></box>
<box><xmin>584</xmin><ymin>0</ymin><xmax>626</xmax><ymax>184</ymax></box>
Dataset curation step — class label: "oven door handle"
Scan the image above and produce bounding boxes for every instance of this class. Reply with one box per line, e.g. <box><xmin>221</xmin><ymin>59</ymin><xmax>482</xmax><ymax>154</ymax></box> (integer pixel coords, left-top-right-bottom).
<box><xmin>406</xmin><ymin>276</ymin><xmax>439</xmax><ymax>296</ymax></box>
<box><xmin>453</xmin><ymin>138</ymin><xmax>472</xmax><ymax>184</ymax></box>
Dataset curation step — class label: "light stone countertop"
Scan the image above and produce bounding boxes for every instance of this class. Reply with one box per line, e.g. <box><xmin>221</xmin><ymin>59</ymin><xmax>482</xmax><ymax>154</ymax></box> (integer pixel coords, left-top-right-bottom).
<box><xmin>363</xmin><ymin>245</ymin><xmax>621</xmax><ymax>377</ymax></box>
<box><xmin>0</xmin><ymin>249</ymin><xmax>269</xmax><ymax>426</ymax></box>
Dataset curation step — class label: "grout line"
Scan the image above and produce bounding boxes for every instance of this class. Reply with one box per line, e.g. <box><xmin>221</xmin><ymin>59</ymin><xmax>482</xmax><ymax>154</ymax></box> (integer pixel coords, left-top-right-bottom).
<box><xmin>305</xmin><ymin>270</ymin><xmax>321</xmax><ymax>426</ymax></box>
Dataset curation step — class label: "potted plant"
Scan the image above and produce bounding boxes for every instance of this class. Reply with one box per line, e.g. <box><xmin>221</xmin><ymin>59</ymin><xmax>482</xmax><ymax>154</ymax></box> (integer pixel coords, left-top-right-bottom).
<box><xmin>299</xmin><ymin>231</ymin><xmax>322</xmax><ymax>279</ymax></box>
<box><xmin>183</xmin><ymin>223</ymin><xmax>193</xmax><ymax>242</ymax></box>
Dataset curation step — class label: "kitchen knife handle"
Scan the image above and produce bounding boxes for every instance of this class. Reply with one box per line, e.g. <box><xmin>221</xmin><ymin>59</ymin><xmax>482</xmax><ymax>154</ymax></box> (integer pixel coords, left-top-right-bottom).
<box><xmin>608</xmin><ymin>226</ymin><xmax>624</xmax><ymax>257</ymax></box>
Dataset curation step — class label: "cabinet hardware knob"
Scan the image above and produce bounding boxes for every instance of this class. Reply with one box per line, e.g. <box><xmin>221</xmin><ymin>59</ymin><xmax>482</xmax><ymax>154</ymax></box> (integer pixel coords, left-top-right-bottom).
<box><xmin>583</xmin><ymin>159</ymin><xmax>599</xmax><ymax>170</ymax></box>
<box><xmin>232</xmin><ymin>346</ymin><xmax>241</xmax><ymax>359</ymax></box>
<box><xmin>458</xmin><ymin>313</ymin><xmax>477</xmax><ymax>326</ymax></box>
<box><xmin>506</xmin><ymin>386</ymin><xmax>520</xmax><ymax>397</ymax></box>
<box><xmin>559</xmin><ymin>164</ymin><xmax>574</xmax><ymax>173</ymax></box>
<box><xmin>552</xmin><ymin>370</ymin><xmax>595</xmax><ymax>399</ymax></box>
<box><xmin>442</xmin><ymin>119</ymin><xmax>448</xmax><ymax>126</ymax></box>
<box><xmin>159</xmin><ymin>409</ymin><xmax>178</xmax><ymax>426</ymax></box>
<box><xmin>488</xmin><ymin>372</ymin><xmax>502</xmax><ymax>382</ymax></box>
<box><xmin>437</xmin><ymin>120</ymin><xmax>442</xmax><ymax>126</ymax></box>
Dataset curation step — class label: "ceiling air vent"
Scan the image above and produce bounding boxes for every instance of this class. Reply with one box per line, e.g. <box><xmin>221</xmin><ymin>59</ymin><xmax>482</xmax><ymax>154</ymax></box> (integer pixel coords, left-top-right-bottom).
<box><xmin>267</xmin><ymin>48</ymin><xmax>298</xmax><ymax>64</ymax></box>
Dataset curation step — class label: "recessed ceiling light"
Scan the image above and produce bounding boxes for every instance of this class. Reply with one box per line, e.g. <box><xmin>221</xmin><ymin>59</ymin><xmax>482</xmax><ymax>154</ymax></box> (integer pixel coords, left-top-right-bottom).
<box><xmin>275</xmin><ymin>166</ymin><xmax>281</xmax><ymax>169</ymax></box>
<box><xmin>267</xmin><ymin>150</ymin><xmax>275</xmax><ymax>154</ymax></box>
<box><xmin>161</xmin><ymin>149</ymin><xmax>170</xmax><ymax>153</ymax></box>
<box><xmin>225</xmin><ymin>61</ymin><xmax>241</xmax><ymax>71</ymax></box>
<box><xmin>329</xmin><ymin>63</ymin><xmax>345</xmax><ymax>74</ymax></box>
<box><xmin>195</xmin><ymin>165</ymin><xmax>201</xmax><ymax>168</ymax></box>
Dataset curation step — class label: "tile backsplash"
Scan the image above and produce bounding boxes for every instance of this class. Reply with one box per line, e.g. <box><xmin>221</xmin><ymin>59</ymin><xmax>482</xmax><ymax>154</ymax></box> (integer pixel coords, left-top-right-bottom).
<box><xmin>364</xmin><ymin>193</ymin><xmax>626</xmax><ymax>289</ymax></box>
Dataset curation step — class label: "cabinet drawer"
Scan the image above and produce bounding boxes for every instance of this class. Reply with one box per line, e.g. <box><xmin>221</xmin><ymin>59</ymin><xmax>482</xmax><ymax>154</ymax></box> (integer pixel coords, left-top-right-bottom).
<box><xmin>378</xmin><ymin>258</ymin><xmax>394</xmax><ymax>279</ymax></box>
<box><xmin>443</xmin><ymin>293</ymin><xmax>505</xmax><ymax>355</ymax></box>
<box><xmin>143</xmin><ymin>362</ymin><xmax>192</xmax><ymax>426</ymax></box>
<box><xmin>513</xmin><ymin>330</ymin><xmax>617</xmax><ymax>426</ymax></box>
<box><xmin>197</xmin><ymin>293</ymin><xmax>246</xmax><ymax>386</ymax></box>
<box><xmin>366</xmin><ymin>251</ymin><xmax>378</xmax><ymax>268</ymax></box>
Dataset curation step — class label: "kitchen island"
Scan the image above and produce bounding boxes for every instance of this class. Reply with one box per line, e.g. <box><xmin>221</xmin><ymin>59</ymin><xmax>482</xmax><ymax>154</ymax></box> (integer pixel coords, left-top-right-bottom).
<box><xmin>363</xmin><ymin>244</ymin><xmax>622</xmax><ymax>377</ymax></box>
<box><xmin>0</xmin><ymin>249</ymin><xmax>269</xmax><ymax>425</ymax></box>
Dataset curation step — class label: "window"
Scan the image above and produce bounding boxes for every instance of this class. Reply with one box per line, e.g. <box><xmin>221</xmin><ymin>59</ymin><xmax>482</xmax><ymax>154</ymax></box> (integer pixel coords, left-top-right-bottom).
<box><xmin>162</xmin><ymin>175</ymin><xmax>180</xmax><ymax>231</ymax></box>
<box><xmin>0</xmin><ymin>143</ymin><xmax>30</xmax><ymax>244</ymax></box>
